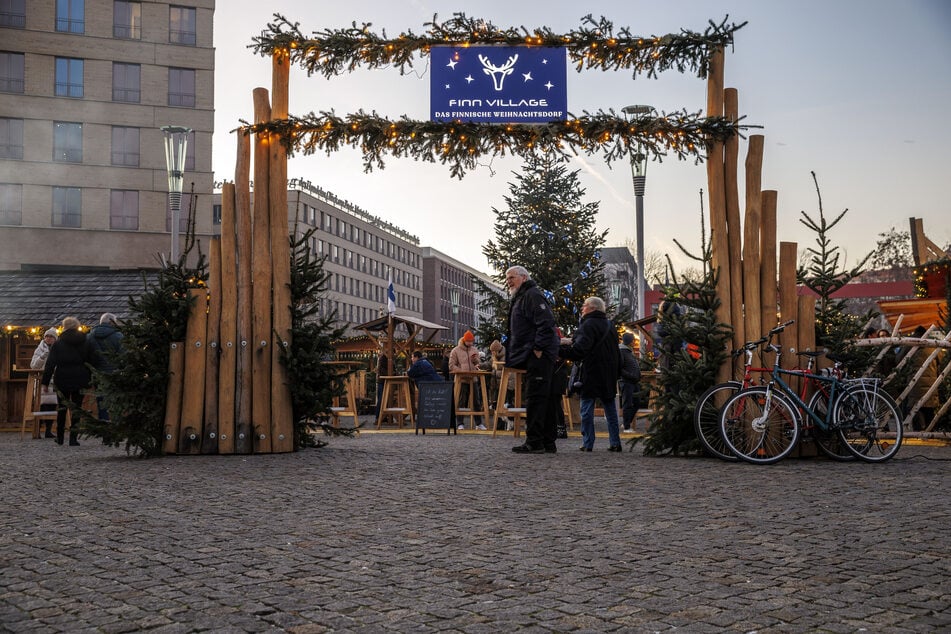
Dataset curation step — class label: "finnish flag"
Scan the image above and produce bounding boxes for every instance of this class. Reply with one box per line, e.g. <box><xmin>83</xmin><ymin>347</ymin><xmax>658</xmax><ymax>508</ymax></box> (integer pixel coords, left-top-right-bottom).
<box><xmin>387</xmin><ymin>272</ymin><xmax>396</xmax><ymax>315</ymax></box>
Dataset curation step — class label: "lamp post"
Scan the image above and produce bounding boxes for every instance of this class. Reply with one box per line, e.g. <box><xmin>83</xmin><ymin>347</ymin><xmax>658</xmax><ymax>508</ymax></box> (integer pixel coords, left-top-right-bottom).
<box><xmin>450</xmin><ymin>287</ymin><xmax>460</xmax><ymax>343</ymax></box>
<box><xmin>161</xmin><ymin>125</ymin><xmax>191</xmax><ymax>263</ymax></box>
<box><xmin>621</xmin><ymin>104</ymin><xmax>653</xmax><ymax>320</ymax></box>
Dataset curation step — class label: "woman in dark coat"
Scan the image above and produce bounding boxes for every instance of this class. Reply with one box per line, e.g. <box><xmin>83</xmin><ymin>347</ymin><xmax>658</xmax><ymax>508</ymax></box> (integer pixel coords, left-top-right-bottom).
<box><xmin>41</xmin><ymin>316</ymin><xmax>91</xmax><ymax>446</ymax></box>
<box><xmin>559</xmin><ymin>297</ymin><xmax>622</xmax><ymax>452</ymax></box>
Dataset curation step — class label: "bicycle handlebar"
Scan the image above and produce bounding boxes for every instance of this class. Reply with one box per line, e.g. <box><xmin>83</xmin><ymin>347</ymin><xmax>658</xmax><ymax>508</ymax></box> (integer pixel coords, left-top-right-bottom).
<box><xmin>731</xmin><ymin>319</ymin><xmax>797</xmax><ymax>356</ymax></box>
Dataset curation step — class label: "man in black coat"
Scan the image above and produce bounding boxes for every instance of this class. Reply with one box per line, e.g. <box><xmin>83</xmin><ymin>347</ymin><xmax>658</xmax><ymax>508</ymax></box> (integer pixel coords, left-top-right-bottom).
<box><xmin>618</xmin><ymin>332</ymin><xmax>641</xmax><ymax>432</ymax></box>
<box><xmin>41</xmin><ymin>316</ymin><xmax>91</xmax><ymax>446</ymax></box>
<box><xmin>504</xmin><ymin>265</ymin><xmax>560</xmax><ymax>454</ymax></box>
<box><xmin>559</xmin><ymin>297</ymin><xmax>623</xmax><ymax>451</ymax></box>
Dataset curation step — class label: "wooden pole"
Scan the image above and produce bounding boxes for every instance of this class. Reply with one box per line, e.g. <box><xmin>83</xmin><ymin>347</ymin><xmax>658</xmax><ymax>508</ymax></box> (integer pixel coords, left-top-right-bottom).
<box><xmin>760</xmin><ymin>190</ymin><xmax>778</xmax><ymax>333</ymax></box>
<box><xmin>741</xmin><ymin>135</ymin><xmax>764</xmax><ymax>347</ymax></box>
<box><xmin>269</xmin><ymin>52</ymin><xmax>294</xmax><ymax>453</ymax></box>
<box><xmin>705</xmin><ymin>48</ymin><xmax>731</xmax><ymax>384</ymax></box>
<box><xmin>217</xmin><ymin>182</ymin><xmax>238</xmax><ymax>454</ymax></box>
<box><xmin>797</xmin><ymin>295</ymin><xmax>817</xmax><ymax>355</ymax></box>
<box><xmin>234</xmin><ymin>128</ymin><xmax>253</xmax><ymax>454</ymax></box>
<box><xmin>201</xmin><ymin>237</ymin><xmax>221</xmax><ymax>454</ymax></box>
<box><xmin>162</xmin><ymin>342</ymin><xmax>184</xmax><ymax>455</ymax></box>
<box><xmin>778</xmin><ymin>241</ymin><xmax>799</xmax><ymax>362</ymax></box>
<box><xmin>251</xmin><ymin>87</ymin><xmax>272</xmax><ymax>453</ymax></box>
<box><xmin>178</xmin><ymin>287</ymin><xmax>207</xmax><ymax>454</ymax></box>
<box><xmin>723</xmin><ymin>87</ymin><xmax>744</xmax><ymax>357</ymax></box>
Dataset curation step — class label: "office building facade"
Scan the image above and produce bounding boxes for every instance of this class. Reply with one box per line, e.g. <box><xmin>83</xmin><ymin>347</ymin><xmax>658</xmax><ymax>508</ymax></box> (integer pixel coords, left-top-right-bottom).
<box><xmin>0</xmin><ymin>0</ymin><xmax>215</xmax><ymax>271</ymax></box>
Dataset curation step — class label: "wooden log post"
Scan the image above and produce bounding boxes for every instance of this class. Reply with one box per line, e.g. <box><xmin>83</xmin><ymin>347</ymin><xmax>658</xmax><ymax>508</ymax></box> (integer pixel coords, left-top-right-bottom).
<box><xmin>269</xmin><ymin>52</ymin><xmax>294</xmax><ymax>453</ymax></box>
<box><xmin>723</xmin><ymin>88</ymin><xmax>744</xmax><ymax>358</ymax></box>
<box><xmin>162</xmin><ymin>342</ymin><xmax>184</xmax><ymax>455</ymax></box>
<box><xmin>251</xmin><ymin>87</ymin><xmax>272</xmax><ymax>453</ymax></box>
<box><xmin>178</xmin><ymin>287</ymin><xmax>207</xmax><ymax>454</ymax></box>
<box><xmin>234</xmin><ymin>128</ymin><xmax>254</xmax><ymax>454</ymax></box>
<box><xmin>201</xmin><ymin>237</ymin><xmax>221</xmax><ymax>454</ymax></box>
<box><xmin>705</xmin><ymin>48</ymin><xmax>732</xmax><ymax>384</ymax></box>
<box><xmin>778</xmin><ymin>241</ymin><xmax>800</xmax><ymax>360</ymax></box>
<box><xmin>742</xmin><ymin>135</ymin><xmax>764</xmax><ymax>346</ymax></box>
<box><xmin>760</xmin><ymin>190</ymin><xmax>778</xmax><ymax>333</ymax></box>
<box><xmin>217</xmin><ymin>182</ymin><xmax>238</xmax><ymax>454</ymax></box>
<box><xmin>797</xmin><ymin>295</ymin><xmax>817</xmax><ymax>355</ymax></box>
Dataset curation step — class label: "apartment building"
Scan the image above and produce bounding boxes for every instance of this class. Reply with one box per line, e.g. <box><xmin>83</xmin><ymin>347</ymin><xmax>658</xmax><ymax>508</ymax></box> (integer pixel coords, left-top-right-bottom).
<box><xmin>0</xmin><ymin>0</ymin><xmax>215</xmax><ymax>271</ymax></box>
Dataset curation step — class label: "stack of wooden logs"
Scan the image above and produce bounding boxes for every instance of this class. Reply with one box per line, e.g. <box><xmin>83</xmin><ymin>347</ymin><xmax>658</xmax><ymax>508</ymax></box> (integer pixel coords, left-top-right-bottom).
<box><xmin>163</xmin><ymin>54</ymin><xmax>294</xmax><ymax>454</ymax></box>
<box><xmin>705</xmin><ymin>49</ymin><xmax>816</xmax><ymax>380</ymax></box>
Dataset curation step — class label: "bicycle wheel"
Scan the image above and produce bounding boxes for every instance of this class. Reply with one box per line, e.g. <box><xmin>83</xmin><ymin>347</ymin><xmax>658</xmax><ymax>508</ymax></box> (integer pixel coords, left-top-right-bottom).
<box><xmin>720</xmin><ymin>386</ymin><xmax>801</xmax><ymax>465</ymax></box>
<box><xmin>693</xmin><ymin>381</ymin><xmax>741</xmax><ymax>461</ymax></box>
<box><xmin>806</xmin><ymin>389</ymin><xmax>855</xmax><ymax>461</ymax></box>
<box><xmin>833</xmin><ymin>385</ymin><xmax>903</xmax><ymax>462</ymax></box>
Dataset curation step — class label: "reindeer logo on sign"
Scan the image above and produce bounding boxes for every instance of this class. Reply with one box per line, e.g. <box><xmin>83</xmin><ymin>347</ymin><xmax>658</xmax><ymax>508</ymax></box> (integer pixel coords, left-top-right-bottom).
<box><xmin>479</xmin><ymin>53</ymin><xmax>519</xmax><ymax>91</ymax></box>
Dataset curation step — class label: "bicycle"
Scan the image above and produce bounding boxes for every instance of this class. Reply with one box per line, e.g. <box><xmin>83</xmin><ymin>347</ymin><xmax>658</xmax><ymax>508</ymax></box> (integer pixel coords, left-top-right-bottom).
<box><xmin>719</xmin><ymin>330</ymin><xmax>903</xmax><ymax>465</ymax></box>
<box><xmin>694</xmin><ymin>321</ymin><xmax>854</xmax><ymax>461</ymax></box>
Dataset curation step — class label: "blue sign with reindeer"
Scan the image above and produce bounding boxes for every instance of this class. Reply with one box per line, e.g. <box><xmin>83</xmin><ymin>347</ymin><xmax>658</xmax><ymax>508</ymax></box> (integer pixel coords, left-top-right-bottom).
<box><xmin>430</xmin><ymin>45</ymin><xmax>568</xmax><ymax>124</ymax></box>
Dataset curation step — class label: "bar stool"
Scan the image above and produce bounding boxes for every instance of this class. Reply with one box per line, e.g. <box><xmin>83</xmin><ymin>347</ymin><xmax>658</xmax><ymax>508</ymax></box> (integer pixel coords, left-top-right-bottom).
<box><xmin>452</xmin><ymin>370</ymin><xmax>491</xmax><ymax>429</ymax></box>
<box><xmin>562</xmin><ymin>395</ymin><xmax>576</xmax><ymax>432</ymax></box>
<box><xmin>492</xmin><ymin>367</ymin><xmax>526</xmax><ymax>437</ymax></box>
<box><xmin>376</xmin><ymin>376</ymin><xmax>415</xmax><ymax>429</ymax></box>
<box><xmin>330</xmin><ymin>372</ymin><xmax>360</xmax><ymax>428</ymax></box>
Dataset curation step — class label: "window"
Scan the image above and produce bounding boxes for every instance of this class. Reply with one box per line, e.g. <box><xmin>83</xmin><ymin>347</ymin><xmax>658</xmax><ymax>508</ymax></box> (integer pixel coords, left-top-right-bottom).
<box><xmin>55</xmin><ymin>57</ymin><xmax>83</xmax><ymax>98</ymax></box>
<box><xmin>185</xmin><ymin>129</ymin><xmax>195</xmax><ymax>170</ymax></box>
<box><xmin>0</xmin><ymin>52</ymin><xmax>24</xmax><ymax>93</ymax></box>
<box><xmin>0</xmin><ymin>117</ymin><xmax>23</xmax><ymax>159</ymax></box>
<box><xmin>0</xmin><ymin>183</ymin><xmax>22</xmax><ymax>225</ymax></box>
<box><xmin>168</xmin><ymin>67</ymin><xmax>195</xmax><ymax>107</ymax></box>
<box><xmin>113</xmin><ymin>1</ymin><xmax>141</xmax><ymax>39</ymax></box>
<box><xmin>212</xmin><ymin>203</ymin><xmax>221</xmax><ymax>225</ymax></box>
<box><xmin>53</xmin><ymin>122</ymin><xmax>82</xmax><ymax>162</ymax></box>
<box><xmin>55</xmin><ymin>0</ymin><xmax>84</xmax><ymax>33</ymax></box>
<box><xmin>0</xmin><ymin>0</ymin><xmax>26</xmax><ymax>28</ymax></box>
<box><xmin>169</xmin><ymin>6</ymin><xmax>196</xmax><ymax>45</ymax></box>
<box><xmin>110</xmin><ymin>126</ymin><xmax>139</xmax><ymax>166</ymax></box>
<box><xmin>52</xmin><ymin>186</ymin><xmax>81</xmax><ymax>227</ymax></box>
<box><xmin>110</xmin><ymin>190</ymin><xmax>138</xmax><ymax>230</ymax></box>
<box><xmin>112</xmin><ymin>62</ymin><xmax>140</xmax><ymax>102</ymax></box>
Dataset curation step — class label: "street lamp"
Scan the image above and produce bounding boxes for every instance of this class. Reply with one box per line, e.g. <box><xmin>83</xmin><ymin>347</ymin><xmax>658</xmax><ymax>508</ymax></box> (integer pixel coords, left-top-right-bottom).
<box><xmin>161</xmin><ymin>125</ymin><xmax>191</xmax><ymax>263</ymax></box>
<box><xmin>621</xmin><ymin>104</ymin><xmax>653</xmax><ymax>320</ymax></box>
<box><xmin>450</xmin><ymin>287</ymin><xmax>460</xmax><ymax>343</ymax></box>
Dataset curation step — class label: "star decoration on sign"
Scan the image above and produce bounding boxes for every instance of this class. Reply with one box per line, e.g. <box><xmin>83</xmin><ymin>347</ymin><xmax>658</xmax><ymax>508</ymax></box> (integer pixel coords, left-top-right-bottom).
<box><xmin>522</xmin><ymin>72</ymin><xmax>533</xmax><ymax>82</ymax></box>
<box><xmin>465</xmin><ymin>75</ymin><xmax>474</xmax><ymax>83</ymax></box>
<box><xmin>447</xmin><ymin>59</ymin><xmax>458</xmax><ymax>69</ymax></box>
<box><xmin>544</xmin><ymin>81</ymin><xmax>554</xmax><ymax>90</ymax></box>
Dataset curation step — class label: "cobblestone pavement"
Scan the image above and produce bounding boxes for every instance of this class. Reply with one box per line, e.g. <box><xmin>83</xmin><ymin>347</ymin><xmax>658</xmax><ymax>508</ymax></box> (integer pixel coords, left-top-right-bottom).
<box><xmin>2</xmin><ymin>430</ymin><xmax>949</xmax><ymax>633</ymax></box>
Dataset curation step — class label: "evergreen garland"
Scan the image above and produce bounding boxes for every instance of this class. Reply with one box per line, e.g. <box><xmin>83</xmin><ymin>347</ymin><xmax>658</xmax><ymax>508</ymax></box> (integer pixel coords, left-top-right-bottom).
<box><xmin>251</xmin><ymin>13</ymin><xmax>746</xmax><ymax>80</ymax></box>
<box><xmin>239</xmin><ymin>109</ymin><xmax>749</xmax><ymax>180</ymax></box>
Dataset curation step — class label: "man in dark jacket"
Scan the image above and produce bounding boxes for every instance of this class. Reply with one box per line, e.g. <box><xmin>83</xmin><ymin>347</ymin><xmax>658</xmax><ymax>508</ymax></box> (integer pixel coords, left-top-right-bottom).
<box><xmin>504</xmin><ymin>265</ymin><xmax>560</xmax><ymax>454</ymax></box>
<box><xmin>86</xmin><ymin>312</ymin><xmax>123</xmax><ymax>421</ymax></box>
<box><xmin>407</xmin><ymin>351</ymin><xmax>443</xmax><ymax>386</ymax></box>
<box><xmin>559</xmin><ymin>297</ymin><xmax>623</xmax><ymax>451</ymax></box>
<box><xmin>618</xmin><ymin>332</ymin><xmax>641</xmax><ymax>433</ymax></box>
<box><xmin>42</xmin><ymin>316</ymin><xmax>91</xmax><ymax>446</ymax></box>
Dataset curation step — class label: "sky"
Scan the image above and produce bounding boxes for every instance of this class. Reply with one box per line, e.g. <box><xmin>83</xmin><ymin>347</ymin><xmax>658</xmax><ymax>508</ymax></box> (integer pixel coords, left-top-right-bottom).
<box><xmin>213</xmin><ymin>1</ymin><xmax>951</xmax><ymax>275</ymax></box>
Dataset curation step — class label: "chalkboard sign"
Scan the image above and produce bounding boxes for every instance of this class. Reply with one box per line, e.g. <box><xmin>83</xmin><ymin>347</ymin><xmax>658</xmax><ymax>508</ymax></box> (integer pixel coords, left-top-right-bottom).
<box><xmin>415</xmin><ymin>381</ymin><xmax>453</xmax><ymax>432</ymax></box>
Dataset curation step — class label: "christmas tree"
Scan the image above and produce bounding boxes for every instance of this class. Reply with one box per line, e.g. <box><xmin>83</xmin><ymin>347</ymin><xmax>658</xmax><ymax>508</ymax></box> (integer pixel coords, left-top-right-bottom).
<box><xmin>477</xmin><ymin>154</ymin><xmax>608</xmax><ymax>341</ymax></box>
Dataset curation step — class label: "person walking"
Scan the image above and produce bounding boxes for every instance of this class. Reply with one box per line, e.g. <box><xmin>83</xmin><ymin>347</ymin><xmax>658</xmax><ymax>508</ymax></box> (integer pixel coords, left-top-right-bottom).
<box><xmin>618</xmin><ymin>332</ymin><xmax>641</xmax><ymax>433</ymax></box>
<box><xmin>86</xmin><ymin>312</ymin><xmax>123</xmax><ymax>421</ymax></box>
<box><xmin>504</xmin><ymin>265</ymin><xmax>559</xmax><ymax>453</ymax></box>
<box><xmin>30</xmin><ymin>328</ymin><xmax>59</xmax><ymax>438</ymax></box>
<box><xmin>450</xmin><ymin>330</ymin><xmax>485</xmax><ymax>430</ymax></box>
<box><xmin>559</xmin><ymin>297</ymin><xmax>623</xmax><ymax>452</ymax></box>
<box><xmin>41</xmin><ymin>316</ymin><xmax>91</xmax><ymax>446</ymax></box>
